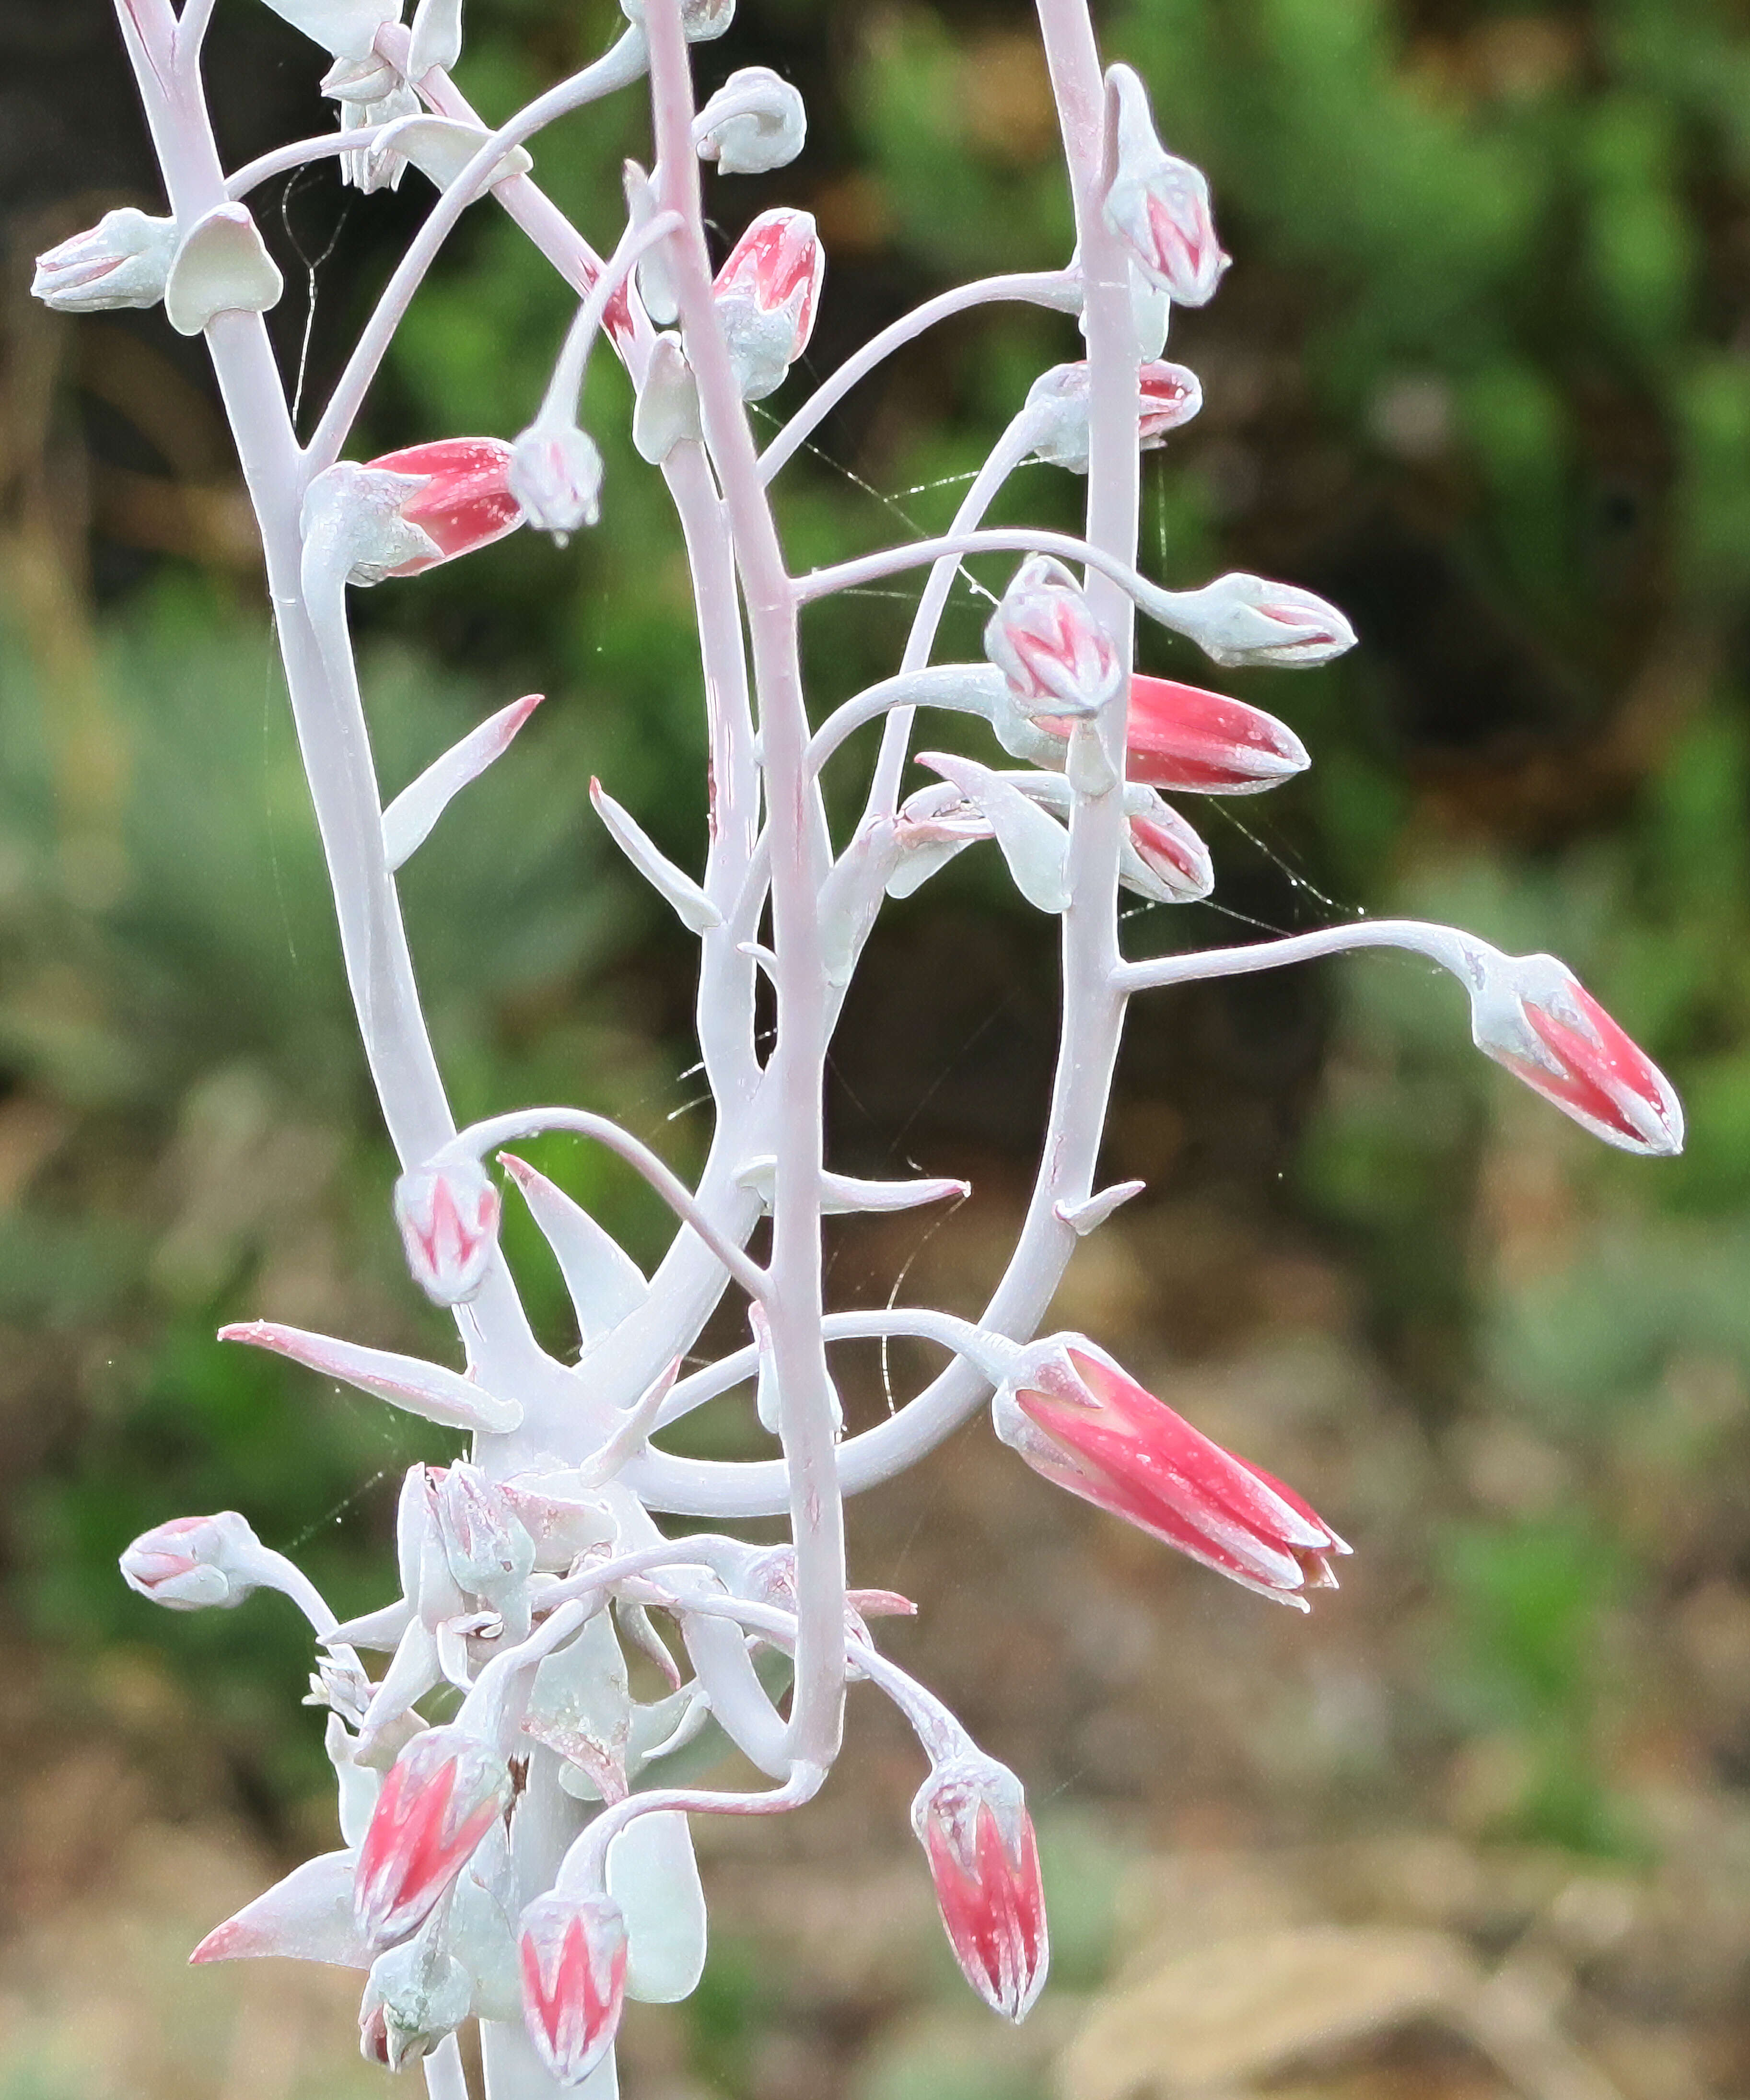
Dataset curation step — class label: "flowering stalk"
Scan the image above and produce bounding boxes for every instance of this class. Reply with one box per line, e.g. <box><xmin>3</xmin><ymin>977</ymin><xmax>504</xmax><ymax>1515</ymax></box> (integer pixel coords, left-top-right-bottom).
<box><xmin>72</xmin><ymin>0</ymin><xmax>1685</xmax><ymax>2091</ymax></box>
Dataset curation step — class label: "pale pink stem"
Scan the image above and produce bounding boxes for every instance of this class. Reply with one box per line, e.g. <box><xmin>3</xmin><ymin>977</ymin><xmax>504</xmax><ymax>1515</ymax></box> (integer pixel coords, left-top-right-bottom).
<box><xmin>644</xmin><ymin>0</ymin><xmax>848</xmax><ymax>1774</ymax></box>
<box><xmin>1114</xmin><ymin>919</ymin><xmax>1479</xmax><ymax>996</ymax></box>
<box><xmin>227</xmin><ymin>128</ymin><xmax>393</xmax><ymax>200</ymax></box>
<box><xmin>533</xmin><ymin>211</ymin><xmax>682</xmax><ymax>430</ymax></box>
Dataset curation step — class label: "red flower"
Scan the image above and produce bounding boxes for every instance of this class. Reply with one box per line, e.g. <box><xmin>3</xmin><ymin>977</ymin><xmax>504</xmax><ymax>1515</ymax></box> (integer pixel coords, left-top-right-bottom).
<box><xmin>364</xmin><ymin>438</ymin><xmax>523</xmax><ymax>575</ymax></box>
<box><xmin>518</xmin><ymin>1890</ymin><xmax>628</xmax><ymax>2085</ymax></box>
<box><xmin>1470</xmin><ymin>953</ymin><xmax>1683</xmax><ymax>1155</ymax></box>
<box><xmin>912</xmin><ymin>1756</ymin><xmax>1049</xmax><ymax>2023</ymax></box>
<box><xmin>353</xmin><ymin>1726</ymin><xmax>512</xmax><ymax>1947</ymax></box>
<box><xmin>1036</xmin><ymin>674</ymin><xmax>1307</xmax><ymax>794</ymax></box>
<box><xmin>994</xmin><ymin>1341</ymin><xmax>1348</xmax><ymax>1608</ymax></box>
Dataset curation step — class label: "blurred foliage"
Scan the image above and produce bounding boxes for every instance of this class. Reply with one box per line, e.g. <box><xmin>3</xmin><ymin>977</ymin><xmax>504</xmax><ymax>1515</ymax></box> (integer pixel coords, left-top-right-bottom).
<box><xmin>13</xmin><ymin>0</ymin><xmax>1750</xmax><ymax>2089</ymax></box>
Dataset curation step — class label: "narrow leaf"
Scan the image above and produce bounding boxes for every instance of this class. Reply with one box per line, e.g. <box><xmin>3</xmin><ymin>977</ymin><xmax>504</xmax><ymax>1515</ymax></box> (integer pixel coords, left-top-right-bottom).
<box><xmin>382</xmin><ymin>694</ymin><xmax>543</xmax><ymax>871</ymax></box>
<box><xmin>190</xmin><ymin>1851</ymin><xmax>369</xmax><ymax>1968</ymax></box>
<box><xmin>734</xmin><ymin>1155</ymin><xmax>969</xmax><ymax>1214</ymax></box>
<box><xmin>218</xmin><ymin>1320</ymin><xmax>522</xmax><ymax>1434</ymax></box>
<box><xmin>1055</xmin><ymin>1181</ymin><xmax>1145</xmax><ymax>1235</ymax></box>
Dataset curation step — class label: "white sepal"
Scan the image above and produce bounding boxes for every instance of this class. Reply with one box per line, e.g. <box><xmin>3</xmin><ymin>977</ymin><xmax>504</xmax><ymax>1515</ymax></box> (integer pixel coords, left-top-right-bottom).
<box><xmin>623</xmin><ymin>161</ymin><xmax>678</xmax><ymax>326</ymax></box>
<box><xmin>607</xmin><ymin>1813</ymin><xmax>709</xmax><ymax>2004</ymax></box>
<box><xmin>217</xmin><ymin>1320</ymin><xmax>523</xmax><ymax>1435</ymax></box>
<box><xmin>407</xmin><ymin>0</ymin><xmax>464</xmax><ymax>75</ymax></box>
<box><xmin>301</xmin><ymin>462</ymin><xmax>436</xmax><ymax>590</ymax></box>
<box><xmin>633</xmin><ymin>335</ymin><xmax>703</xmax><ymax>464</ymax></box>
<box><xmin>260</xmin><ymin>0</ymin><xmax>401</xmax><ymax>61</ymax></box>
<box><xmin>915</xmin><ymin>751</ymin><xmax>1071</xmax><ymax>913</ymax></box>
<box><xmin>590</xmin><ymin>778</ymin><xmax>722</xmax><ymax>933</ymax></box>
<box><xmin>164</xmin><ymin>205</ymin><xmax>283</xmax><ymax>336</ymax></box>
<box><xmin>382</xmin><ymin>695</ymin><xmax>543</xmax><ymax>870</ymax></box>
<box><xmin>499</xmin><ymin>1154</ymin><xmax>648</xmax><ymax>1349</ymax></box>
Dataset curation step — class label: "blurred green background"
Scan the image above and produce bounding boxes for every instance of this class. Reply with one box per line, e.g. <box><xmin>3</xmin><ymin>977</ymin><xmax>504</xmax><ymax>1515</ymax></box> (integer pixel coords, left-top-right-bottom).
<box><xmin>6</xmin><ymin>0</ymin><xmax>1750</xmax><ymax>2095</ymax></box>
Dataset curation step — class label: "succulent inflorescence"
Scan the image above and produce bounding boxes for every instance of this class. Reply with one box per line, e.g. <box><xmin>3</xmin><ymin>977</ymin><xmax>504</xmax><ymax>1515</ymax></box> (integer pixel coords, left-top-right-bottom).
<box><xmin>53</xmin><ymin>0</ymin><xmax>1685</xmax><ymax>2090</ymax></box>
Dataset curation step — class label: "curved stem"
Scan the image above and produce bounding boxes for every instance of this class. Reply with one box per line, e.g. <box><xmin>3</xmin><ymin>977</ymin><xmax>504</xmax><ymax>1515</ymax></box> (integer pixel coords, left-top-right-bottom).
<box><xmin>533</xmin><ymin>211</ymin><xmax>682</xmax><ymax>430</ymax></box>
<box><xmin>805</xmin><ymin>665</ymin><xmax>1003</xmax><ymax>779</ymax></box>
<box><xmin>227</xmin><ymin>127</ymin><xmax>389</xmax><ymax>199</ymax></box>
<box><xmin>758</xmin><ymin>271</ymin><xmax>1075</xmax><ymax>483</ymax></box>
<box><xmin>557</xmin><ymin>1757</ymin><xmax>821</xmax><ymax>1894</ymax></box>
<box><xmin>1115</xmin><ymin>918</ymin><xmax>1478</xmax><ymax>996</ymax></box>
<box><xmin>795</xmin><ymin>523</ymin><xmax>1167</xmax><ymax>614</ymax></box>
<box><xmin>306</xmin><ymin>26</ymin><xmax>650</xmax><ymax>474</ymax></box>
<box><xmin>440</xmin><ymin>1107</ymin><xmax>770</xmax><ymax>1301</ymax></box>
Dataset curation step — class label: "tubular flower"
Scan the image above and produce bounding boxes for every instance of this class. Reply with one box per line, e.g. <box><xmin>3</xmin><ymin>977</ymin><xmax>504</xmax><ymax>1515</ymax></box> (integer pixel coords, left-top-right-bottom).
<box><xmin>992</xmin><ymin>1340</ymin><xmax>1349</xmax><ymax>1609</ymax></box>
<box><xmin>1102</xmin><ymin>65</ymin><xmax>1228</xmax><ymax>307</ymax></box>
<box><xmin>354</xmin><ymin>1726</ymin><xmax>513</xmax><ymax>1948</ymax></box>
<box><xmin>984</xmin><ymin>556</ymin><xmax>1122</xmax><ymax>720</ymax></box>
<box><xmin>1122</xmin><ymin>799</ymin><xmax>1213</xmax><ymax>903</ymax></box>
<box><xmin>361</xmin><ymin>439</ymin><xmax>524</xmax><ymax>575</ymax></box>
<box><xmin>392</xmin><ymin>1157</ymin><xmax>502</xmax><ymax>1306</ymax></box>
<box><xmin>1032</xmin><ymin>675</ymin><xmax>1308</xmax><ymax>794</ymax></box>
<box><xmin>1469</xmin><ymin>951</ymin><xmax>1684</xmax><ymax>1156</ymax></box>
<box><xmin>911</xmin><ymin>1755</ymin><xmax>1048</xmax><ymax>2023</ymax></box>
<box><xmin>1025</xmin><ymin>359</ymin><xmax>1202</xmax><ymax>474</ymax></box>
<box><xmin>518</xmin><ymin>1890</ymin><xmax>629</xmax><ymax>2086</ymax></box>
<box><xmin>712</xmin><ymin>208</ymin><xmax>824</xmax><ymax>401</ymax></box>
<box><xmin>119</xmin><ymin>1510</ymin><xmax>266</xmax><ymax>1611</ymax></box>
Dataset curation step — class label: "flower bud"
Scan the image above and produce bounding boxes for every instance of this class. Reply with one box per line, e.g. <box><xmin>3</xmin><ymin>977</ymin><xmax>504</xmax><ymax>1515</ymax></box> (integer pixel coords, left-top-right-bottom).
<box><xmin>1027</xmin><ymin>674</ymin><xmax>1307</xmax><ymax>795</ymax></box>
<box><xmin>1122</xmin><ymin>800</ymin><xmax>1213</xmax><ymax>903</ymax></box>
<box><xmin>32</xmin><ymin>209</ymin><xmax>177</xmax><ymax>315</ymax></box>
<box><xmin>712</xmin><ymin>208</ymin><xmax>824</xmax><ymax>402</ymax></box>
<box><xmin>508</xmin><ymin>422</ymin><xmax>603</xmax><ymax>545</ymax></box>
<box><xmin>983</xmin><ymin>556</ymin><xmax>1122</xmax><ymax>720</ymax></box>
<box><xmin>1024</xmin><ymin>360</ymin><xmax>1202</xmax><ymax>475</ymax></box>
<box><xmin>119</xmin><ymin>1511</ymin><xmax>266</xmax><ymax>1612</ymax></box>
<box><xmin>911</xmin><ymin>1754</ymin><xmax>1048</xmax><ymax>2023</ymax></box>
<box><xmin>393</xmin><ymin>1156</ymin><xmax>502</xmax><ymax>1305</ymax></box>
<box><xmin>355</xmin><ymin>1726</ymin><xmax>513</xmax><ymax>1947</ymax></box>
<box><xmin>993</xmin><ymin>1338</ymin><xmax>1349</xmax><ymax>1607</ymax></box>
<box><xmin>694</xmin><ymin>67</ymin><xmax>807</xmax><ymax>175</ymax></box>
<box><xmin>362</xmin><ymin>438</ymin><xmax>524</xmax><ymax>575</ymax></box>
<box><xmin>1167</xmin><ymin>572</ymin><xmax>1357</xmax><ymax>669</ymax></box>
<box><xmin>360</xmin><ymin>1937</ymin><xmax>472</xmax><ymax>2070</ymax></box>
<box><xmin>1103</xmin><ymin>65</ymin><xmax>1228</xmax><ymax>307</ymax></box>
<box><xmin>518</xmin><ymin>1890</ymin><xmax>629</xmax><ymax>2085</ymax></box>
<box><xmin>1469</xmin><ymin>951</ymin><xmax>1683</xmax><ymax>1155</ymax></box>
<box><xmin>620</xmin><ymin>0</ymin><xmax>734</xmax><ymax>40</ymax></box>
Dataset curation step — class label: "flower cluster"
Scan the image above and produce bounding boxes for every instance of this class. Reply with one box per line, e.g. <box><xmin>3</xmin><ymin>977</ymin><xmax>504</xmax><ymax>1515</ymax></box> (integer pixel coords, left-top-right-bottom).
<box><xmin>66</xmin><ymin>0</ymin><xmax>1685</xmax><ymax>2090</ymax></box>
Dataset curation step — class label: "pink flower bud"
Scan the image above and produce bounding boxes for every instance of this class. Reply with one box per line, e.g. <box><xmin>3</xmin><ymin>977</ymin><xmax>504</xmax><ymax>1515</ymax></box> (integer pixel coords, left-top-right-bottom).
<box><xmin>1103</xmin><ymin>66</ymin><xmax>1228</xmax><ymax>307</ymax></box>
<box><xmin>911</xmin><ymin>1755</ymin><xmax>1048</xmax><ymax>2023</ymax></box>
<box><xmin>984</xmin><ymin>557</ymin><xmax>1122</xmax><ymax>720</ymax></box>
<box><xmin>518</xmin><ymin>1890</ymin><xmax>629</xmax><ymax>2085</ymax></box>
<box><xmin>33</xmin><ymin>208</ymin><xmax>177</xmax><ymax>315</ymax></box>
<box><xmin>119</xmin><ymin>1511</ymin><xmax>265</xmax><ymax>1611</ymax></box>
<box><xmin>393</xmin><ymin>1157</ymin><xmax>501</xmax><ymax>1305</ymax></box>
<box><xmin>362</xmin><ymin>438</ymin><xmax>524</xmax><ymax>575</ymax></box>
<box><xmin>1025</xmin><ymin>360</ymin><xmax>1202</xmax><ymax>474</ymax></box>
<box><xmin>354</xmin><ymin>1726</ymin><xmax>513</xmax><ymax>1947</ymax></box>
<box><xmin>1469</xmin><ymin>952</ymin><xmax>1683</xmax><ymax>1155</ymax></box>
<box><xmin>1122</xmin><ymin>799</ymin><xmax>1213</xmax><ymax>903</ymax></box>
<box><xmin>1033</xmin><ymin>675</ymin><xmax>1307</xmax><ymax>794</ymax></box>
<box><xmin>993</xmin><ymin>1340</ymin><xmax>1349</xmax><ymax>1608</ymax></box>
<box><xmin>712</xmin><ymin>208</ymin><xmax>824</xmax><ymax>401</ymax></box>
<box><xmin>508</xmin><ymin>422</ymin><xmax>603</xmax><ymax>545</ymax></box>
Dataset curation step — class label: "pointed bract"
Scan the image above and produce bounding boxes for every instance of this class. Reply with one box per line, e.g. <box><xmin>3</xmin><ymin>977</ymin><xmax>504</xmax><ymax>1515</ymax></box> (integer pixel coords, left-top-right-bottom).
<box><xmin>917</xmin><ymin>753</ymin><xmax>1070</xmax><ymax>914</ymax></box>
<box><xmin>912</xmin><ymin>1755</ymin><xmax>1048</xmax><ymax>2023</ymax></box>
<box><xmin>993</xmin><ymin>1339</ymin><xmax>1349</xmax><ymax>1608</ymax></box>
<box><xmin>1469</xmin><ymin>951</ymin><xmax>1684</xmax><ymax>1155</ymax></box>
<box><xmin>393</xmin><ymin>1156</ymin><xmax>502</xmax><ymax>1305</ymax></box>
<box><xmin>193</xmin><ymin>1850</ymin><xmax>369</xmax><ymax>1968</ymax></box>
<box><xmin>354</xmin><ymin>1726</ymin><xmax>513</xmax><ymax>1948</ymax></box>
<box><xmin>518</xmin><ymin>1890</ymin><xmax>629</xmax><ymax>2086</ymax></box>
<box><xmin>382</xmin><ymin>694</ymin><xmax>544</xmax><ymax>871</ymax></box>
<box><xmin>499</xmin><ymin>1154</ymin><xmax>648</xmax><ymax>1349</ymax></box>
<box><xmin>260</xmin><ymin>0</ymin><xmax>401</xmax><ymax>61</ymax></box>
